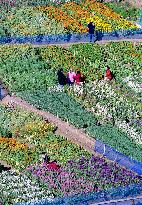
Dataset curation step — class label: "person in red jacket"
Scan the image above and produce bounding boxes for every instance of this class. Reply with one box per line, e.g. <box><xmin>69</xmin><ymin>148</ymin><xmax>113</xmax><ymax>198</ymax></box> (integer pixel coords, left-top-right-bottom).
<box><xmin>73</xmin><ymin>70</ymin><xmax>82</xmax><ymax>85</ymax></box>
<box><xmin>43</xmin><ymin>154</ymin><xmax>60</xmax><ymax>171</ymax></box>
<box><xmin>104</xmin><ymin>66</ymin><xmax>113</xmax><ymax>81</ymax></box>
<box><xmin>73</xmin><ymin>70</ymin><xmax>84</xmax><ymax>96</ymax></box>
<box><xmin>47</xmin><ymin>160</ymin><xmax>60</xmax><ymax>171</ymax></box>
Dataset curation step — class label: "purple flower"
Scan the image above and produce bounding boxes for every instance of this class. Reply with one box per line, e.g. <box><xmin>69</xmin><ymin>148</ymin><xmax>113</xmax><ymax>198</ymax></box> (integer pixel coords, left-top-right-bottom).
<box><xmin>42</xmin><ymin>162</ymin><xmax>47</xmax><ymax>167</ymax></box>
<box><xmin>79</xmin><ymin>165</ymin><xmax>85</xmax><ymax>170</ymax></box>
<box><xmin>67</xmin><ymin>160</ymin><xmax>74</xmax><ymax>165</ymax></box>
<box><xmin>27</xmin><ymin>164</ymin><xmax>35</xmax><ymax>170</ymax></box>
<box><xmin>36</xmin><ymin>170</ymin><xmax>42</xmax><ymax>176</ymax></box>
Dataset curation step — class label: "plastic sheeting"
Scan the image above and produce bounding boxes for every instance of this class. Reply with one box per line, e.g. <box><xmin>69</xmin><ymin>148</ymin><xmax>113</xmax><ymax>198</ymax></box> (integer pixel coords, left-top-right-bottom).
<box><xmin>0</xmin><ymin>29</ymin><xmax>142</xmax><ymax>45</ymax></box>
<box><xmin>94</xmin><ymin>140</ymin><xmax>142</xmax><ymax>176</ymax></box>
<box><xmin>13</xmin><ymin>181</ymin><xmax>142</xmax><ymax>205</ymax></box>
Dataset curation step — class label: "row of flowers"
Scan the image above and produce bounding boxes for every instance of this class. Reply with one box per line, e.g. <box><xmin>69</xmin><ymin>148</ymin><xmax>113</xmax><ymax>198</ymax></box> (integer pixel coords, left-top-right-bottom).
<box><xmin>0</xmin><ymin>170</ymin><xmax>53</xmax><ymax>204</ymax></box>
<box><xmin>0</xmin><ymin>137</ymin><xmax>28</xmax><ymax>151</ymax></box>
<box><xmin>0</xmin><ymin>104</ymin><xmax>91</xmax><ymax>170</ymax></box>
<box><xmin>0</xmin><ymin>41</ymin><xmax>141</xmax><ymax>161</ymax></box>
<box><xmin>25</xmin><ymin>155</ymin><xmax>142</xmax><ymax>197</ymax></box>
<box><xmin>123</xmin><ymin>76</ymin><xmax>142</xmax><ymax>94</ymax></box>
<box><xmin>1</xmin><ymin>0</ymin><xmax>138</xmax><ymax>37</ymax></box>
<box><xmin>36</xmin><ymin>0</ymin><xmax>138</xmax><ymax>32</ymax></box>
<box><xmin>1</xmin><ymin>7</ymin><xmax>67</xmax><ymax>36</ymax></box>
<box><xmin>81</xmin><ymin>0</ymin><xmax>137</xmax><ymax>30</ymax></box>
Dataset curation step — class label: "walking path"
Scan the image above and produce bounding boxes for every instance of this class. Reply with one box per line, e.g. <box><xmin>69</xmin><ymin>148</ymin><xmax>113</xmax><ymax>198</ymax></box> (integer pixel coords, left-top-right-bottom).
<box><xmin>1</xmin><ymin>38</ymin><xmax>142</xmax><ymax>49</ymax></box>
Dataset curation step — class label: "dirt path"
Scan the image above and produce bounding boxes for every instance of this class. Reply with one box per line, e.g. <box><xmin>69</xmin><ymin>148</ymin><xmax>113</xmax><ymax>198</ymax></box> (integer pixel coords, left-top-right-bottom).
<box><xmin>1</xmin><ymin>95</ymin><xmax>96</xmax><ymax>155</ymax></box>
<box><xmin>33</xmin><ymin>38</ymin><xmax>142</xmax><ymax>49</ymax></box>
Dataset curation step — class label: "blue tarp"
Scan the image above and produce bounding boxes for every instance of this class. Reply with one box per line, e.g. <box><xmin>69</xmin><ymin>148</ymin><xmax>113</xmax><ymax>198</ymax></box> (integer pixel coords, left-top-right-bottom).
<box><xmin>94</xmin><ymin>140</ymin><xmax>142</xmax><ymax>176</ymax></box>
<box><xmin>13</xmin><ymin>181</ymin><xmax>142</xmax><ymax>205</ymax></box>
<box><xmin>0</xmin><ymin>28</ymin><xmax>142</xmax><ymax>45</ymax></box>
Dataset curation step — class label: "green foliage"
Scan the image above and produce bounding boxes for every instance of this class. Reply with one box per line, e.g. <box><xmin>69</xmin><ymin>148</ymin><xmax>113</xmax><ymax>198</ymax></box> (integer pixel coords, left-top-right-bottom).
<box><xmin>105</xmin><ymin>2</ymin><xmax>139</xmax><ymax>21</ymax></box>
<box><xmin>1</xmin><ymin>7</ymin><xmax>67</xmax><ymax>37</ymax></box>
<box><xmin>16</xmin><ymin>90</ymin><xmax>142</xmax><ymax>162</ymax></box>
<box><xmin>69</xmin><ymin>42</ymin><xmax>142</xmax><ymax>82</ymax></box>
<box><xmin>87</xmin><ymin>124</ymin><xmax>142</xmax><ymax>162</ymax></box>
<box><xmin>0</xmin><ymin>45</ymin><xmax>56</xmax><ymax>93</ymax></box>
<box><xmin>17</xmin><ymin>90</ymin><xmax>98</xmax><ymax>128</ymax></box>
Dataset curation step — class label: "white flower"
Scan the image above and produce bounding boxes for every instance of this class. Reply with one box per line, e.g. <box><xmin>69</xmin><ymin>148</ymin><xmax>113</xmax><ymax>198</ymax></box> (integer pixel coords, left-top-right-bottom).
<box><xmin>116</xmin><ymin>120</ymin><xmax>142</xmax><ymax>145</ymax></box>
<box><xmin>123</xmin><ymin>77</ymin><xmax>142</xmax><ymax>93</ymax></box>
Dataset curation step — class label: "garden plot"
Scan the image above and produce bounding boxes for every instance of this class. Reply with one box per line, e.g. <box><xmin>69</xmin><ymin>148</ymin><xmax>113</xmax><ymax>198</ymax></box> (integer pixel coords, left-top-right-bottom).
<box><xmin>0</xmin><ymin>170</ymin><xmax>53</xmax><ymax>205</ymax></box>
<box><xmin>0</xmin><ymin>41</ymin><xmax>142</xmax><ymax>203</ymax></box>
<box><xmin>24</xmin><ymin>155</ymin><xmax>142</xmax><ymax>197</ymax></box>
<box><xmin>1</xmin><ymin>104</ymin><xmax>142</xmax><ymax>204</ymax></box>
<box><xmin>0</xmin><ymin>105</ymin><xmax>90</xmax><ymax>170</ymax></box>
<box><xmin>1</xmin><ymin>0</ymin><xmax>139</xmax><ymax>37</ymax></box>
<box><xmin>0</xmin><ymin>42</ymin><xmax>142</xmax><ymax>162</ymax></box>
<box><xmin>123</xmin><ymin>76</ymin><xmax>142</xmax><ymax>94</ymax></box>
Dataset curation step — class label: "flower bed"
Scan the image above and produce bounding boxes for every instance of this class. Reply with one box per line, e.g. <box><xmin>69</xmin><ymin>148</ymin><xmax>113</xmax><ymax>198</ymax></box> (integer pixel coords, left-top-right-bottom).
<box><xmin>1</xmin><ymin>0</ymin><xmax>139</xmax><ymax>37</ymax></box>
<box><xmin>82</xmin><ymin>80</ymin><xmax>141</xmax><ymax>122</ymax></box>
<box><xmin>68</xmin><ymin>42</ymin><xmax>142</xmax><ymax>82</ymax></box>
<box><xmin>24</xmin><ymin>155</ymin><xmax>142</xmax><ymax>198</ymax></box>
<box><xmin>0</xmin><ymin>45</ymin><xmax>56</xmax><ymax>93</ymax></box>
<box><xmin>16</xmin><ymin>90</ymin><xmax>142</xmax><ymax>162</ymax></box>
<box><xmin>81</xmin><ymin>0</ymin><xmax>138</xmax><ymax>31</ymax></box>
<box><xmin>1</xmin><ymin>7</ymin><xmax>67</xmax><ymax>37</ymax></box>
<box><xmin>0</xmin><ymin>170</ymin><xmax>53</xmax><ymax>205</ymax></box>
<box><xmin>105</xmin><ymin>1</ymin><xmax>139</xmax><ymax>22</ymax></box>
<box><xmin>0</xmin><ymin>42</ymin><xmax>142</xmax><ymax>163</ymax></box>
<box><xmin>0</xmin><ymin>104</ymin><xmax>91</xmax><ymax>170</ymax></box>
<box><xmin>0</xmin><ymin>42</ymin><xmax>141</xmax><ymax>93</ymax></box>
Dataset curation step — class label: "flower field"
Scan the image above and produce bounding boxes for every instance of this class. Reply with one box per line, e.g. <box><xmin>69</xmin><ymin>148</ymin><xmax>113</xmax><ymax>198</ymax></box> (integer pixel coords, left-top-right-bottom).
<box><xmin>0</xmin><ymin>0</ymin><xmax>142</xmax><ymax>203</ymax></box>
<box><xmin>0</xmin><ymin>41</ymin><xmax>142</xmax><ymax>163</ymax></box>
<box><xmin>0</xmin><ymin>105</ymin><xmax>91</xmax><ymax>170</ymax></box>
<box><xmin>0</xmin><ymin>170</ymin><xmax>53</xmax><ymax>205</ymax></box>
<box><xmin>105</xmin><ymin>1</ymin><xmax>139</xmax><ymax>21</ymax></box>
<box><xmin>1</xmin><ymin>104</ymin><xmax>142</xmax><ymax>204</ymax></box>
<box><xmin>1</xmin><ymin>42</ymin><xmax>141</xmax><ymax>92</ymax></box>
<box><xmin>0</xmin><ymin>0</ymin><xmax>139</xmax><ymax>37</ymax></box>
